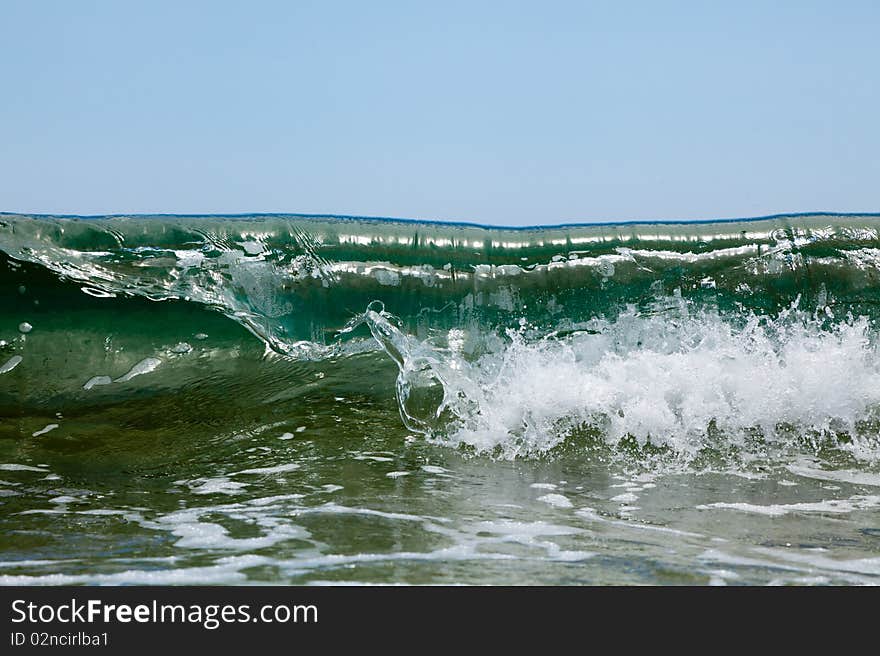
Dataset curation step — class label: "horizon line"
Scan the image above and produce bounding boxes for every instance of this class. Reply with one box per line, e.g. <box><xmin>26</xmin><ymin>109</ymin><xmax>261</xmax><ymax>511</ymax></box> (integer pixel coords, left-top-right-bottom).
<box><xmin>2</xmin><ymin>209</ymin><xmax>880</xmax><ymax>231</ymax></box>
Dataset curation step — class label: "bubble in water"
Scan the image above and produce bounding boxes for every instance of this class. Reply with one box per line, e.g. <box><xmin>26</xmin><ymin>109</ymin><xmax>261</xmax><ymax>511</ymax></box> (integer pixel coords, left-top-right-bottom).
<box><xmin>115</xmin><ymin>358</ymin><xmax>162</xmax><ymax>383</ymax></box>
<box><xmin>18</xmin><ymin>322</ymin><xmax>32</xmax><ymax>334</ymax></box>
<box><xmin>83</xmin><ymin>376</ymin><xmax>112</xmax><ymax>390</ymax></box>
<box><xmin>0</xmin><ymin>355</ymin><xmax>22</xmax><ymax>374</ymax></box>
<box><xmin>31</xmin><ymin>424</ymin><xmax>59</xmax><ymax>437</ymax></box>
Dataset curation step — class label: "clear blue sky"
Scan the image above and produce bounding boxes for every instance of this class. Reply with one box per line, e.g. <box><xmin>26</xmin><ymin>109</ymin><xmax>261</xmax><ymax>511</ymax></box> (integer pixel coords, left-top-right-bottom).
<box><xmin>1</xmin><ymin>1</ymin><xmax>877</xmax><ymax>225</ymax></box>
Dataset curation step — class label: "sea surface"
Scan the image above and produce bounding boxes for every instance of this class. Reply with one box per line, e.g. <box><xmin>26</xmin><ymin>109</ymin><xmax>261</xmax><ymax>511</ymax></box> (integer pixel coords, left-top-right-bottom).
<box><xmin>1</xmin><ymin>212</ymin><xmax>879</xmax><ymax>585</ymax></box>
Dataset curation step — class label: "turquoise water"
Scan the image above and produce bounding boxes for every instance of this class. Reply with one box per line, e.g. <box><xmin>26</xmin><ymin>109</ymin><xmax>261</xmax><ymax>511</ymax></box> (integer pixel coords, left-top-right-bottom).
<box><xmin>1</xmin><ymin>212</ymin><xmax>879</xmax><ymax>584</ymax></box>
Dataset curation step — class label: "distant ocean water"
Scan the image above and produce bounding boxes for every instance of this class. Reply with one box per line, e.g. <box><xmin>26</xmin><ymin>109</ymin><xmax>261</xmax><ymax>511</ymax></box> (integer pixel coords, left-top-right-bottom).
<box><xmin>1</xmin><ymin>211</ymin><xmax>879</xmax><ymax>584</ymax></box>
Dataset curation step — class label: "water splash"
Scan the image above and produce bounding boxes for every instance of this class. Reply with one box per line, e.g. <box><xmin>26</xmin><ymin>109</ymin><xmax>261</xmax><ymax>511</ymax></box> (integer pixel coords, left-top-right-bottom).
<box><xmin>357</xmin><ymin>296</ymin><xmax>880</xmax><ymax>462</ymax></box>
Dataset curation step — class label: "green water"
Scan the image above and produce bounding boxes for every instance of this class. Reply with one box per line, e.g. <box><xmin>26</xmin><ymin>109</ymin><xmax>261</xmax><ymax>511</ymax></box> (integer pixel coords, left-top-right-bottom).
<box><xmin>1</xmin><ymin>213</ymin><xmax>879</xmax><ymax>584</ymax></box>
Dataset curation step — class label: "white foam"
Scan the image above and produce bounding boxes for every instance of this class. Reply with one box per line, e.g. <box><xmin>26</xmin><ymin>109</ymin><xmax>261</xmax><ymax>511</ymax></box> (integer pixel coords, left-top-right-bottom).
<box><xmin>186</xmin><ymin>477</ymin><xmax>248</xmax><ymax>495</ymax></box>
<box><xmin>352</xmin><ymin>454</ymin><xmax>394</xmax><ymax>462</ymax></box>
<box><xmin>83</xmin><ymin>375</ymin><xmax>112</xmax><ymax>390</ymax></box>
<box><xmin>376</xmin><ymin>299</ymin><xmax>880</xmax><ymax>460</ymax></box>
<box><xmin>752</xmin><ymin>547</ymin><xmax>880</xmax><ymax>577</ymax></box>
<box><xmin>300</xmin><ymin>503</ymin><xmax>428</xmax><ymax>523</ymax></box>
<box><xmin>246</xmin><ymin>494</ymin><xmax>305</xmax><ymax>506</ymax></box>
<box><xmin>80</xmin><ymin>286</ymin><xmax>116</xmax><ymax>298</ymax></box>
<box><xmin>700</xmin><ymin>546</ymin><xmax>880</xmax><ymax>584</ymax></box>
<box><xmin>537</xmin><ymin>494</ymin><xmax>573</xmax><ymax>508</ymax></box>
<box><xmin>697</xmin><ymin>495</ymin><xmax>880</xmax><ymax>516</ymax></box>
<box><xmin>787</xmin><ymin>462</ymin><xmax>880</xmax><ymax>488</ymax></box>
<box><xmin>169</xmin><ymin>521</ymin><xmax>304</xmax><ymax>551</ymax></box>
<box><xmin>115</xmin><ymin>357</ymin><xmax>162</xmax><ymax>382</ymax></box>
<box><xmin>17</xmin><ymin>509</ymin><xmax>67</xmax><ymax>515</ymax></box>
<box><xmin>0</xmin><ymin>555</ymin><xmax>268</xmax><ymax>585</ymax></box>
<box><xmin>472</xmin><ymin>519</ymin><xmax>582</xmax><ymax>537</ymax></box>
<box><xmin>0</xmin><ymin>463</ymin><xmax>47</xmax><ymax>472</ymax></box>
<box><xmin>0</xmin><ymin>559</ymin><xmax>83</xmax><ymax>570</ymax></box>
<box><xmin>175</xmin><ymin>249</ymin><xmax>207</xmax><ymax>267</ymax></box>
<box><xmin>234</xmin><ymin>463</ymin><xmax>300</xmax><ymax>476</ymax></box>
<box><xmin>0</xmin><ymin>355</ymin><xmax>22</xmax><ymax>374</ymax></box>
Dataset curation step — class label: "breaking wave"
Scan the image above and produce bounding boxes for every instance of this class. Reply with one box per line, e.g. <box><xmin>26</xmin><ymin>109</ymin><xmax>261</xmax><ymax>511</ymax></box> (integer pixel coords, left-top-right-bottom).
<box><xmin>4</xmin><ymin>211</ymin><xmax>880</xmax><ymax>462</ymax></box>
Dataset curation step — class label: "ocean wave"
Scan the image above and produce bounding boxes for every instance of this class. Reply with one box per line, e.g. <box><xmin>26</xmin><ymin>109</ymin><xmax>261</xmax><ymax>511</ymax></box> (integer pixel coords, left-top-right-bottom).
<box><xmin>3</xmin><ymin>212</ymin><xmax>880</xmax><ymax>463</ymax></box>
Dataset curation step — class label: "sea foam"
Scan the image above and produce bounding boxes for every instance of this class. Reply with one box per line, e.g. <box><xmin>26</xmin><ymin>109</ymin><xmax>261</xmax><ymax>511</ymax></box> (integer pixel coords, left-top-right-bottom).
<box><xmin>364</xmin><ymin>297</ymin><xmax>880</xmax><ymax>460</ymax></box>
